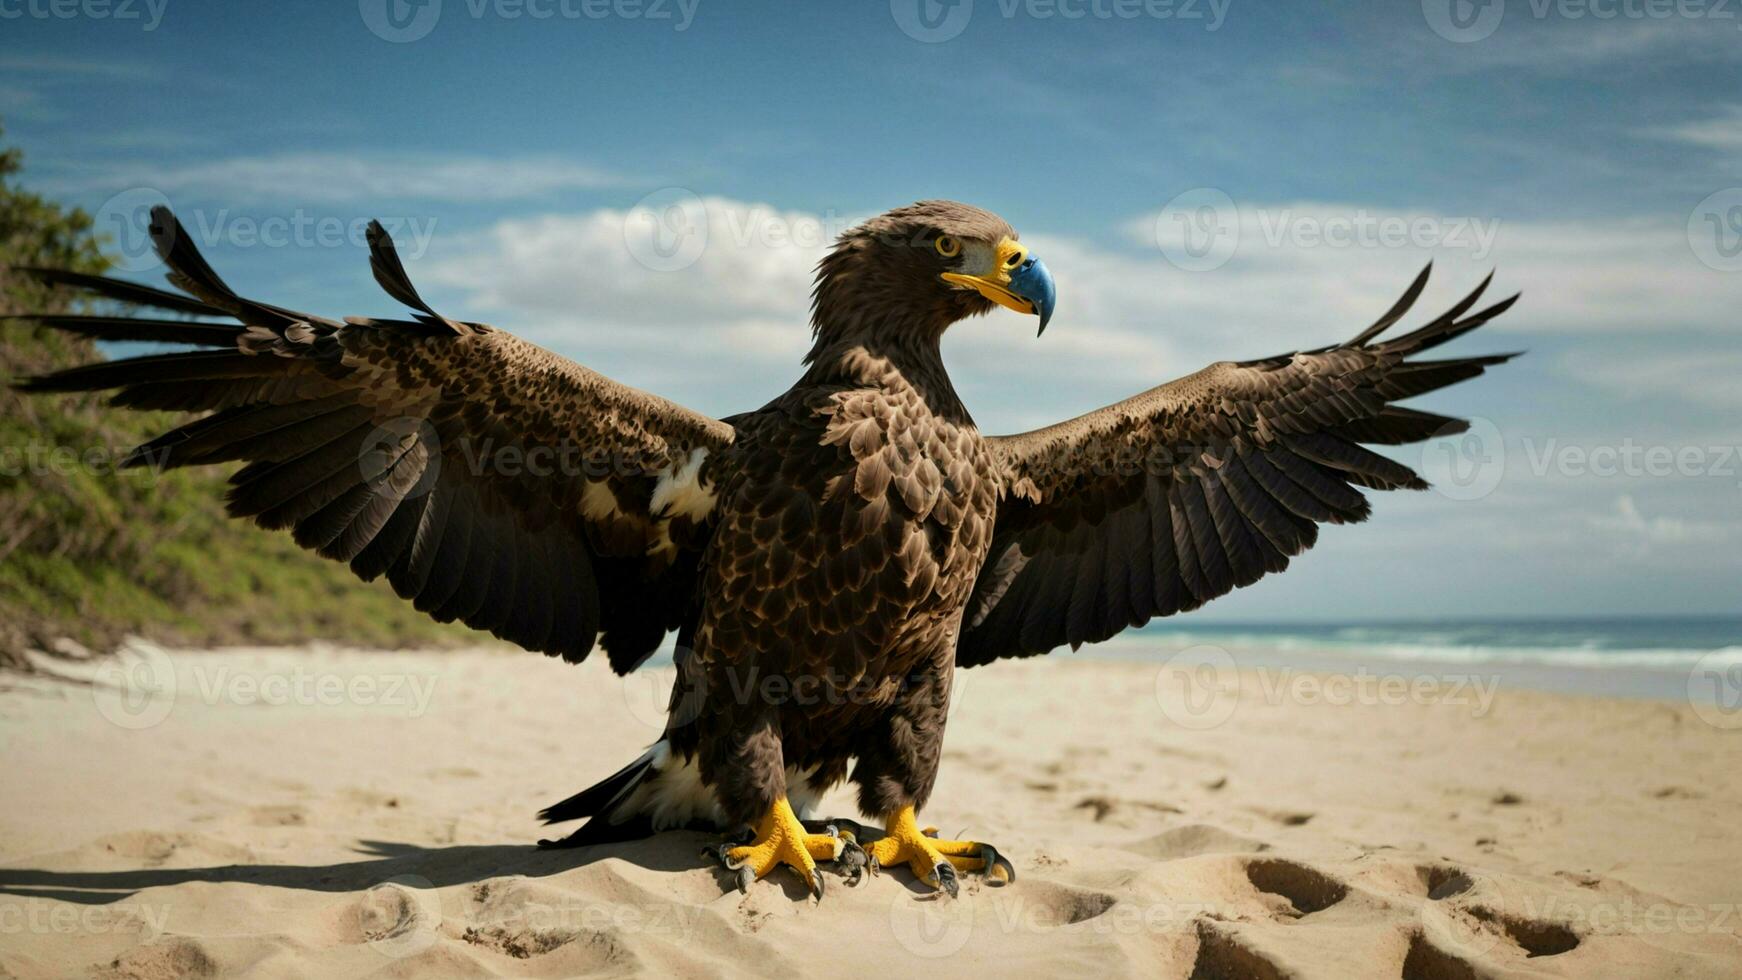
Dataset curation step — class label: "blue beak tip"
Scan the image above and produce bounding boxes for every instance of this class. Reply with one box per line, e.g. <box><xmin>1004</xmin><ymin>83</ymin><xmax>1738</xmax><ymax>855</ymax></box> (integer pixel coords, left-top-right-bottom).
<box><xmin>1011</xmin><ymin>256</ymin><xmax>1057</xmax><ymax>337</ymax></box>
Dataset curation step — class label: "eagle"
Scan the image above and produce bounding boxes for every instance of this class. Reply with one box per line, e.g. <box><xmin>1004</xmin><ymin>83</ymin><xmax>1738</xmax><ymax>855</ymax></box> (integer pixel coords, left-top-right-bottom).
<box><xmin>16</xmin><ymin>201</ymin><xmax>1516</xmax><ymax>898</ymax></box>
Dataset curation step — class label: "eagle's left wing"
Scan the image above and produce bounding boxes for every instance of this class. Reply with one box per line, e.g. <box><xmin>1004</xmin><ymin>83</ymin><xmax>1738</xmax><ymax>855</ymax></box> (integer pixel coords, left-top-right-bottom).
<box><xmin>956</xmin><ymin>265</ymin><xmax>1518</xmax><ymax>668</ymax></box>
<box><xmin>13</xmin><ymin>207</ymin><xmax>736</xmax><ymax>672</ymax></box>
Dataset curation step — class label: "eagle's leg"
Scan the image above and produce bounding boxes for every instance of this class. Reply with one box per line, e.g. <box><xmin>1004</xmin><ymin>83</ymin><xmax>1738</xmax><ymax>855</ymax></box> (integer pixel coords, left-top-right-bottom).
<box><xmin>711</xmin><ymin>797</ymin><xmax>845</xmax><ymax>897</ymax></box>
<box><xmin>864</xmin><ymin>805</ymin><xmax>1015</xmax><ymax>896</ymax></box>
<box><xmin>852</xmin><ymin>658</ymin><xmax>1014</xmax><ymax>895</ymax></box>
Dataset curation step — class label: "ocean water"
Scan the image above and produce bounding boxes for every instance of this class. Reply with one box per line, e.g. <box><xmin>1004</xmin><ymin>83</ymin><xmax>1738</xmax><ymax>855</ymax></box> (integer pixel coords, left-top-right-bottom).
<box><xmin>1088</xmin><ymin>615</ymin><xmax>1742</xmax><ymax>701</ymax></box>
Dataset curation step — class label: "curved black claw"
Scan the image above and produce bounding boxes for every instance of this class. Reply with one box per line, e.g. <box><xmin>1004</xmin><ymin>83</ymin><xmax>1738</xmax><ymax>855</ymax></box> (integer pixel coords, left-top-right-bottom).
<box><xmin>979</xmin><ymin>844</ymin><xmax>1017</xmax><ymax>885</ymax></box>
<box><xmin>707</xmin><ymin>842</ymin><xmax>756</xmax><ymax>892</ymax></box>
<box><xmin>810</xmin><ymin>867</ymin><xmax>827</xmax><ymax>899</ymax></box>
<box><xmin>932</xmin><ymin>860</ymin><xmax>960</xmax><ymax>899</ymax></box>
<box><xmin>702</xmin><ymin>842</ymin><xmax>756</xmax><ymax>894</ymax></box>
<box><xmin>837</xmin><ymin>832</ymin><xmax>870</xmax><ymax>886</ymax></box>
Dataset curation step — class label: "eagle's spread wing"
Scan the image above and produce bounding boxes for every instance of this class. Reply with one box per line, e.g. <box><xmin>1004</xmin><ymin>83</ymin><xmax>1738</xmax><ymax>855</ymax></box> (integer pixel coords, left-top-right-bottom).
<box><xmin>957</xmin><ymin>265</ymin><xmax>1518</xmax><ymax>668</ymax></box>
<box><xmin>15</xmin><ymin>207</ymin><xmax>734</xmax><ymax>671</ymax></box>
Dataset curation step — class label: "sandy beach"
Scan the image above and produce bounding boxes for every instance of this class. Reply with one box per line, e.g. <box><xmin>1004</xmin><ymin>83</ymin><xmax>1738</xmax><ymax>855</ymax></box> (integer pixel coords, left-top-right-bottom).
<box><xmin>2</xmin><ymin>643</ymin><xmax>1738</xmax><ymax>978</ymax></box>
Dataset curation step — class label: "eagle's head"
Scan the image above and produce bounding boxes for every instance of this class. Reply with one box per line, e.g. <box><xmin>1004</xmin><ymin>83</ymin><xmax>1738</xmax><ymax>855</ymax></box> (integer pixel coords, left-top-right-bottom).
<box><xmin>810</xmin><ymin>200</ymin><xmax>1056</xmax><ymax>343</ymax></box>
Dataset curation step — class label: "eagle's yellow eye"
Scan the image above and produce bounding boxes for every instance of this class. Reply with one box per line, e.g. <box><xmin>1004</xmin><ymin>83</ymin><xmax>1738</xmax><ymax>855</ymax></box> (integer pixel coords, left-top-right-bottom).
<box><xmin>934</xmin><ymin>236</ymin><xmax>960</xmax><ymax>258</ymax></box>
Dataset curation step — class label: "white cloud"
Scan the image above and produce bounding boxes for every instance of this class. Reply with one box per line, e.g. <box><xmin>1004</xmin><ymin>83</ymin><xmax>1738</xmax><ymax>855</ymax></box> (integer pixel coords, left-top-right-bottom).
<box><xmin>1590</xmin><ymin>494</ymin><xmax>1731</xmax><ymax>555</ymax></box>
<box><xmin>1129</xmin><ymin>201</ymin><xmax>1732</xmax><ymax>343</ymax></box>
<box><xmin>409</xmin><ymin>197</ymin><xmax>1732</xmax><ymax>432</ymax></box>
<box><xmin>1405</xmin><ymin>15</ymin><xmax>1739</xmax><ymax>75</ymax></box>
<box><xmin>1638</xmin><ymin>104</ymin><xmax>1742</xmax><ymax>153</ymax></box>
<box><xmin>0</xmin><ymin>55</ymin><xmax>161</xmax><ymax>80</ymax></box>
<box><xmin>1560</xmin><ymin>348</ymin><xmax>1742</xmax><ymax>409</ymax></box>
<box><xmin>42</xmin><ymin>152</ymin><xmax>629</xmax><ymax>204</ymax></box>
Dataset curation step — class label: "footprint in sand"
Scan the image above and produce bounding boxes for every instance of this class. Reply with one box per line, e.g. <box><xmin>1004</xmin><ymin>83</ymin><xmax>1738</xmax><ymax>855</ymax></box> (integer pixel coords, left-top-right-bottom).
<box><xmin>1002</xmin><ymin>881</ymin><xmax>1117</xmax><ymax>929</ymax></box>
<box><xmin>1242</xmin><ymin>858</ymin><xmax>1350</xmax><ymax>917</ymax></box>
<box><xmin>1401</xmin><ymin>931</ymin><xmax>1484</xmax><ymax>980</ymax></box>
<box><xmin>1417</xmin><ymin>865</ymin><xmax>1476</xmax><ymax>901</ymax></box>
<box><xmin>248</xmin><ymin>804</ymin><xmax>307</xmax><ymax>827</ymax></box>
<box><xmin>1468</xmin><ymin>905</ymin><xmax>1580</xmax><ymax>957</ymax></box>
<box><xmin>93</xmin><ymin>937</ymin><xmax>217</xmax><ymax>980</ymax></box>
<box><xmin>1123</xmin><ymin>824</ymin><xmax>1269</xmax><ymax>860</ymax></box>
<box><xmin>1189</xmin><ymin>922</ymin><xmax>1289</xmax><ymax>980</ymax></box>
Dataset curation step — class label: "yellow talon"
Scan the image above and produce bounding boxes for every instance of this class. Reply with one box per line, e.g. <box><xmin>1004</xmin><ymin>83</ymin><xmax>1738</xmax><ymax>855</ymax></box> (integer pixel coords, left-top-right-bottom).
<box><xmin>718</xmin><ymin>798</ymin><xmax>842</xmax><ymax>897</ymax></box>
<box><xmin>866</xmin><ymin>806</ymin><xmax>1014</xmax><ymax>895</ymax></box>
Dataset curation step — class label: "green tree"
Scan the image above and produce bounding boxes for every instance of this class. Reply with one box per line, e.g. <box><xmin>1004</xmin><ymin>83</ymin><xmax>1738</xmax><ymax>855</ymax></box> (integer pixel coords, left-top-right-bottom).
<box><xmin>0</xmin><ymin>127</ymin><xmax>473</xmax><ymax>670</ymax></box>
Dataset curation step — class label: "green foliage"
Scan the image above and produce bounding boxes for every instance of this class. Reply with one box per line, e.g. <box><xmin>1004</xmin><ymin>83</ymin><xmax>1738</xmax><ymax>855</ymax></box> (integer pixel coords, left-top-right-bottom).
<box><xmin>0</xmin><ymin>128</ymin><xmax>480</xmax><ymax>666</ymax></box>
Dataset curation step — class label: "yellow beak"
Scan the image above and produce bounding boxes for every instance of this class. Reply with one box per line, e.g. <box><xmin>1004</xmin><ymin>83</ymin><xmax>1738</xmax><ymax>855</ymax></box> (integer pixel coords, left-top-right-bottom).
<box><xmin>939</xmin><ymin>236</ymin><xmax>1057</xmax><ymax>334</ymax></box>
<box><xmin>940</xmin><ymin>237</ymin><xmax>1035</xmax><ymax>316</ymax></box>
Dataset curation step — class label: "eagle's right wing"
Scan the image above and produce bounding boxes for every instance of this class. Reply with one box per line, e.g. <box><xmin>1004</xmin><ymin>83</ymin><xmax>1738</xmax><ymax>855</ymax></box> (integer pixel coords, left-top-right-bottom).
<box><xmin>14</xmin><ymin>207</ymin><xmax>734</xmax><ymax>672</ymax></box>
<box><xmin>958</xmin><ymin>266</ymin><xmax>1519</xmax><ymax>668</ymax></box>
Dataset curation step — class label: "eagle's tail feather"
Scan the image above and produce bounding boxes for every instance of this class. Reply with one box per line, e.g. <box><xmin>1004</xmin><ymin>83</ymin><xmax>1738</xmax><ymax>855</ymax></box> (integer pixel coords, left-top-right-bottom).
<box><xmin>539</xmin><ymin>753</ymin><xmax>655</xmax><ymax>826</ymax></box>
<box><xmin>536</xmin><ymin>741</ymin><xmax>713</xmax><ymax>849</ymax></box>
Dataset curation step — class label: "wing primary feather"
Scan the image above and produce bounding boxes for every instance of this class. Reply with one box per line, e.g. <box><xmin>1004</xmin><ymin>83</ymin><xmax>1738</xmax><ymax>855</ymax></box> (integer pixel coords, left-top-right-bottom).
<box><xmin>15</xmin><ymin>266</ymin><xmax>227</xmax><ymax>318</ymax></box>
<box><xmin>1347</xmin><ymin>261</ymin><xmax>1432</xmax><ymax>346</ymax></box>
<box><xmin>365</xmin><ymin>220</ymin><xmax>466</xmax><ymax>335</ymax></box>
<box><xmin>4</xmin><ymin>314</ymin><xmax>240</xmax><ymax>347</ymax></box>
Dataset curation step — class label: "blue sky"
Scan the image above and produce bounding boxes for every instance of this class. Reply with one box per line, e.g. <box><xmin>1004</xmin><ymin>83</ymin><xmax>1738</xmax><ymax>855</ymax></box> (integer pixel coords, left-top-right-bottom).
<box><xmin>4</xmin><ymin>0</ymin><xmax>1739</xmax><ymax>620</ymax></box>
